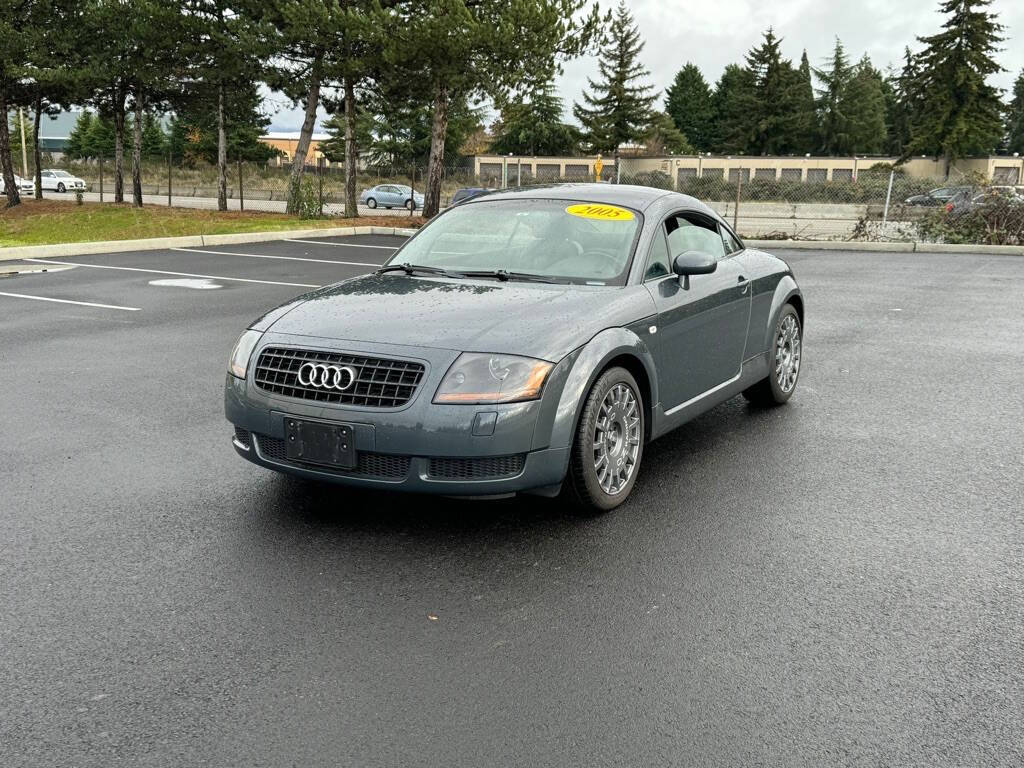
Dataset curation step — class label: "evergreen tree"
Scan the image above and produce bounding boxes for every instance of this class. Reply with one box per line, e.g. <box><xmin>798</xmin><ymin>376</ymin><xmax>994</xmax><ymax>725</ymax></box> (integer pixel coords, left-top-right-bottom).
<box><xmin>888</xmin><ymin>48</ymin><xmax>923</xmax><ymax>157</ymax></box>
<box><xmin>815</xmin><ymin>38</ymin><xmax>853</xmax><ymax>155</ymax></box>
<box><xmin>710</xmin><ymin>64</ymin><xmax>756</xmax><ymax>153</ymax></box>
<box><xmin>140</xmin><ymin>113</ymin><xmax>167</xmax><ymax>158</ymax></box>
<box><xmin>1007</xmin><ymin>69</ymin><xmax>1024</xmax><ymax>155</ymax></box>
<box><xmin>491</xmin><ymin>79</ymin><xmax>581</xmax><ymax>156</ymax></box>
<box><xmin>166</xmin><ymin>85</ymin><xmax>274</xmax><ymax>165</ymax></box>
<box><xmin>745</xmin><ymin>28</ymin><xmax>803</xmax><ymax>155</ymax></box>
<box><xmin>842</xmin><ymin>55</ymin><xmax>888</xmax><ymax>153</ymax></box>
<box><xmin>908</xmin><ymin>0</ymin><xmax>1005</xmax><ymax>173</ymax></box>
<box><xmin>664</xmin><ymin>63</ymin><xmax>713</xmax><ymax>152</ymax></box>
<box><xmin>66</xmin><ymin>111</ymin><xmax>94</xmax><ymax>159</ymax></box>
<box><xmin>792</xmin><ymin>51</ymin><xmax>819</xmax><ymax>152</ymax></box>
<box><xmin>643</xmin><ymin>111</ymin><xmax>694</xmax><ymax>155</ymax></box>
<box><xmin>573</xmin><ymin>1</ymin><xmax>658</xmax><ymax>154</ymax></box>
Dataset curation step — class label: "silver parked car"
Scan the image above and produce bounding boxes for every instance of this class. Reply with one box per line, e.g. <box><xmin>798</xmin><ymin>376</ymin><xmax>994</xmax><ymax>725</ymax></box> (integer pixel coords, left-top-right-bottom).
<box><xmin>40</xmin><ymin>169</ymin><xmax>87</xmax><ymax>193</ymax></box>
<box><xmin>359</xmin><ymin>184</ymin><xmax>425</xmax><ymax>210</ymax></box>
<box><xmin>0</xmin><ymin>174</ymin><xmax>35</xmax><ymax>195</ymax></box>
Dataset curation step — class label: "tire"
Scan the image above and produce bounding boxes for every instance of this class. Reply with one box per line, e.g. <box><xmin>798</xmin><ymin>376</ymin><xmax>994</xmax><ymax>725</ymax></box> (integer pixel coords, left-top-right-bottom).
<box><xmin>565</xmin><ymin>367</ymin><xmax>645</xmax><ymax>513</ymax></box>
<box><xmin>57</xmin><ymin>183</ymin><xmax>66</xmax><ymax>193</ymax></box>
<box><xmin>366</xmin><ymin>197</ymin><xmax>377</xmax><ymax>209</ymax></box>
<box><xmin>405</xmin><ymin>199</ymin><xmax>415</xmax><ymax>211</ymax></box>
<box><xmin>743</xmin><ymin>303</ymin><xmax>802</xmax><ymax>406</ymax></box>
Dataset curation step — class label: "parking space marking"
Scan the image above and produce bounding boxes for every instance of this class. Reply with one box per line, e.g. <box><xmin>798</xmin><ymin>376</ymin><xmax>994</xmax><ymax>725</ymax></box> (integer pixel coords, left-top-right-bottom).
<box><xmin>171</xmin><ymin>247</ymin><xmax>381</xmax><ymax>268</ymax></box>
<box><xmin>0</xmin><ymin>290</ymin><xmax>141</xmax><ymax>311</ymax></box>
<box><xmin>21</xmin><ymin>258</ymin><xmax>319</xmax><ymax>288</ymax></box>
<box><xmin>283</xmin><ymin>239</ymin><xmax>400</xmax><ymax>250</ymax></box>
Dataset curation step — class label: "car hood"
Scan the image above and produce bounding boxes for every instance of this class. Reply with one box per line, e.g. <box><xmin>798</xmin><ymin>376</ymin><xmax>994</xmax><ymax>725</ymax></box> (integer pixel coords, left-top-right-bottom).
<box><xmin>264</xmin><ymin>273</ymin><xmax>654</xmax><ymax>361</ymax></box>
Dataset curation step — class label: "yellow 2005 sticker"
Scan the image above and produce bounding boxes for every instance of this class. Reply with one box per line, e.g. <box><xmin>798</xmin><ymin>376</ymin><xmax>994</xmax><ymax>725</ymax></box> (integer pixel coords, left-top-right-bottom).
<box><xmin>565</xmin><ymin>203</ymin><xmax>635</xmax><ymax>222</ymax></box>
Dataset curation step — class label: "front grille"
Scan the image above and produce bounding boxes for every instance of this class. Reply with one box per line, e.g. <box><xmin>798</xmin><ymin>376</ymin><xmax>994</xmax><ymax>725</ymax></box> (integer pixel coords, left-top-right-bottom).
<box><xmin>233</xmin><ymin>426</ymin><xmax>251</xmax><ymax>448</ymax></box>
<box><xmin>255</xmin><ymin>434</ymin><xmax>410</xmax><ymax>479</ymax></box>
<box><xmin>427</xmin><ymin>454</ymin><xmax>526</xmax><ymax>480</ymax></box>
<box><xmin>254</xmin><ymin>346</ymin><xmax>425</xmax><ymax>408</ymax></box>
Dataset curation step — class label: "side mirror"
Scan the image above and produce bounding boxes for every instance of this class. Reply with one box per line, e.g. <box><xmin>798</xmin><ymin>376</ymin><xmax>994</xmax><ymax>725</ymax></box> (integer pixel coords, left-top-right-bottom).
<box><xmin>673</xmin><ymin>250</ymin><xmax>717</xmax><ymax>276</ymax></box>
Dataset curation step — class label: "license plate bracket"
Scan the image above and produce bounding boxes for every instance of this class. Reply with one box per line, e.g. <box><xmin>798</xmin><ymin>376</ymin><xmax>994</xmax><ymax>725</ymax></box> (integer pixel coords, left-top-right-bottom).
<box><xmin>284</xmin><ymin>418</ymin><xmax>356</xmax><ymax>469</ymax></box>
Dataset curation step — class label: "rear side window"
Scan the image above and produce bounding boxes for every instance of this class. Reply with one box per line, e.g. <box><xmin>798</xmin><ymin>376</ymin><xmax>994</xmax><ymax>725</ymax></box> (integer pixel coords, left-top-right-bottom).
<box><xmin>664</xmin><ymin>213</ymin><xmax>726</xmax><ymax>260</ymax></box>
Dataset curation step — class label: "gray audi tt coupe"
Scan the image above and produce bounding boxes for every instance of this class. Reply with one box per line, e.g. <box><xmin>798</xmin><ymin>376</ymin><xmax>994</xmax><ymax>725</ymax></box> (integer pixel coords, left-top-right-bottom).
<box><xmin>225</xmin><ymin>184</ymin><xmax>803</xmax><ymax>511</ymax></box>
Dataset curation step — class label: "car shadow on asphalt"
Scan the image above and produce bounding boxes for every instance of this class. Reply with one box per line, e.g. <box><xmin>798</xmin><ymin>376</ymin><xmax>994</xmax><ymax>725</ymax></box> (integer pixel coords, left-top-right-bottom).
<box><xmin>250</xmin><ymin>395</ymin><xmax>782</xmax><ymax>540</ymax></box>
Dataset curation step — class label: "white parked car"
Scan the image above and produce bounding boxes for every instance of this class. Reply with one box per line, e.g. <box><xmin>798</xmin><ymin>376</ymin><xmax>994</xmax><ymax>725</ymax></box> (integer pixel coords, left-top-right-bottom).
<box><xmin>0</xmin><ymin>174</ymin><xmax>35</xmax><ymax>196</ymax></box>
<box><xmin>40</xmin><ymin>169</ymin><xmax>87</xmax><ymax>193</ymax></box>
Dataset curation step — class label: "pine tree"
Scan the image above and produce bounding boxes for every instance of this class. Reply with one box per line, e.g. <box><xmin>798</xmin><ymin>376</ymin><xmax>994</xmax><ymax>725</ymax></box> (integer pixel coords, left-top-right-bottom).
<box><xmin>491</xmin><ymin>79</ymin><xmax>581</xmax><ymax>156</ymax></box>
<box><xmin>66</xmin><ymin>111</ymin><xmax>94</xmax><ymax>159</ymax></box>
<box><xmin>1007</xmin><ymin>69</ymin><xmax>1024</xmax><ymax>155</ymax></box>
<box><xmin>745</xmin><ymin>28</ymin><xmax>802</xmax><ymax>155</ymax></box>
<box><xmin>573</xmin><ymin>1</ymin><xmax>658</xmax><ymax>154</ymax></box>
<box><xmin>710</xmin><ymin>64</ymin><xmax>756</xmax><ymax>153</ymax></box>
<box><xmin>908</xmin><ymin>0</ymin><xmax>1005</xmax><ymax>173</ymax></box>
<box><xmin>643</xmin><ymin>111</ymin><xmax>693</xmax><ymax>155</ymax></box>
<box><xmin>792</xmin><ymin>52</ymin><xmax>819</xmax><ymax>152</ymax></box>
<box><xmin>815</xmin><ymin>38</ymin><xmax>853</xmax><ymax>155</ymax></box>
<box><xmin>140</xmin><ymin>113</ymin><xmax>167</xmax><ymax>159</ymax></box>
<box><xmin>842</xmin><ymin>55</ymin><xmax>888</xmax><ymax>154</ymax></box>
<box><xmin>664</xmin><ymin>63</ymin><xmax>713</xmax><ymax>152</ymax></box>
<box><xmin>883</xmin><ymin>49</ymin><xmax>919</xmax><ymax>156</ymax></box>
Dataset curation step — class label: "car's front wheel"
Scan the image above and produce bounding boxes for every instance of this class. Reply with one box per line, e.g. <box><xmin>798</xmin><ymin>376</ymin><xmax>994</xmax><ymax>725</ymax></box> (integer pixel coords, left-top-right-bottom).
<box><xmin>366</xmin><ymin>197</ymin><xmax>376</xmax><ymax>209</ymax></box>
<box><xmin>566</xmin><ymin>367</ymin><xmax>644</xmax><ymax>513</ymax></box>
<box><xmin>743</xmin><ymin>303</ymin><xmax>802</xmax><ymax>405</ymax></box>
<box><xmin>405</xmin><ymin>199</ymin><xmax>415</xmax><ymax>211</ymax></box>
<box><xmin>57</xmin><ymin>182</ymin><xmax>66</xmax><ymax>193</ymax></box>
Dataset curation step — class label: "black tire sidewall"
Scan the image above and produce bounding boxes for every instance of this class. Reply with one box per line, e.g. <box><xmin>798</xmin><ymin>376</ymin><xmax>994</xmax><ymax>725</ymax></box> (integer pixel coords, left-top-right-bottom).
<box><xmin>768</xmin><ymin>305</ymin><xmax>801</xmax><ymax>403</ymax></box>
<box><xmin>57</xmin><ymin>183</ymin><xmax>65</xmax><ymax>193</ymax></box>
<box><xmin>568</xmin><ymin>367</ymin><xmax>645</xmax><ymax>512</ymax></box>
<box><xmin>405</xmin><ymin>199</ymin><xmax>414</xmax><ymax>210</ymax></box>
<box><xmin>367</xmin><ymin>198</ymin><xmax>376</xmax><ymax>208</ymax></box>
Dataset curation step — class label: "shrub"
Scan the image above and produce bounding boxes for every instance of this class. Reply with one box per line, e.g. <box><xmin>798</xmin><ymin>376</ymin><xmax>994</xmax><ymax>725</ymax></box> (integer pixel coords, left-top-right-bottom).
<box><xmin>918</xmin><ymin>196</ymin><xmax>1024</xmax><ymax>245</ymax></box>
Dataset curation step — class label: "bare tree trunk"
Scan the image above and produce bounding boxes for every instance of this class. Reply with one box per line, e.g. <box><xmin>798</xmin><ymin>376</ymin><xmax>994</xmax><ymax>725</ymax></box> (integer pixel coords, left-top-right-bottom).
<box><xmin>33</xmin><ymin>94</ymin><xmax>43</xmax><ymax>200</ymax></box>
<box><xmin>132</xmin><ymin>94</ymin><xmax>143</xmax><ymax>207</ymax></box>
<box><xmin>113</xmin><ymin>82</ymin><xmax>126</xmax><ymax>203</ymax></box>
<box><xmin>423</xmin><ymin>83</ymin><xmax>449</xmax><ymax>219</ymax></box>
<box><xmin>0</xmin><ymin>71</ymin><xmax>20</xmax><ymax>208</ymax></box>
<box><xmin>286</xmin><ymin>53</ymin><xmax>323</xmax><ymax>215</ymax></box>
<box><xmin>217</xmin><ymin>82</ymin><xmax>227</xmax><ymax>211</ymax></box>
<box><xmin>343</xmin><ymin>75</ymin><xmax>357</xmax><ymax>218</ymax></box>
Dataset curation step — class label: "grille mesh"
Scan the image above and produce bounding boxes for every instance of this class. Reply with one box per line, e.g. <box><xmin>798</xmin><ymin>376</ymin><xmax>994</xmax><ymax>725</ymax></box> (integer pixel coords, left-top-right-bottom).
<box><xmin>233</xmin><ymin>426</ymin><xmax>251</xmax><ymax>448</ymax></box>
<box><xmin>254</xmin><ymin>347</ymin><xmax>425</xmax><ymax>408</ymax></box>
<box><xmin>427</xmin><ymin>455</ymin><xmax>526</xmax><ymax>480</ymax></box>
<box><xmin>255</xmin><ymin>434</ymin><xmax>410</xmax><ymax>479</ymax></box>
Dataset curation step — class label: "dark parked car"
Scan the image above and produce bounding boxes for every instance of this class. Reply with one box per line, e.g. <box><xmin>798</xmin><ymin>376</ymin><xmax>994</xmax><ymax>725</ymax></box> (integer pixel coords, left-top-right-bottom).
<box><xmin>905</xmin><ymin>186</ymin><xmax>973</xmax><ymax>206</ymax></box>
<box><xmin>225</xmin><ymin>185</ymin><xmax>803</xmax><ymax>511</ymax></box>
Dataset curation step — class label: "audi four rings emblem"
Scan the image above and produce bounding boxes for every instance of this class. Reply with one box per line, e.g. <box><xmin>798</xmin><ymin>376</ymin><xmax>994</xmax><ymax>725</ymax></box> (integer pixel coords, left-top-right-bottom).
<box><xmin>297</xmin><ymin>363</ymin><xmax>359</xmax><ymax>391</ymax></box>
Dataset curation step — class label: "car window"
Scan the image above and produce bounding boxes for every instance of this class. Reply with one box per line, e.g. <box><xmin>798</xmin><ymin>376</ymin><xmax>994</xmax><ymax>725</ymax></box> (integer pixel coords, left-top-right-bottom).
<box><xmin>42</xmin><ymin>171</ymin><xmax>53</xmax><ymax>177</ymax></box>
<box><xmin>644</xmin><ymin>229</ymin><xmax>671</xmax><ymax>280</ymax></box>
<box><xmin>664</xmin><ymin>213</ymin><xmax>726</xmax><ymax>260</ymax></box>
<box><xmin>720</xmin><ymin>225</ymin><xmax>743</xmax><ymax>254</ymax></box>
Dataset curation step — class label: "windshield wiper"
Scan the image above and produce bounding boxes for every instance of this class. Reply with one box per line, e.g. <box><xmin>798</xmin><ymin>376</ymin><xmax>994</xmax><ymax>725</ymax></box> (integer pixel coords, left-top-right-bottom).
<box><xmin>460</xmin><ymin>269</ymin><xmax>561</xmax><ymax>284</ymax></box>
<box><xmin>376</xmin><ymin>263</ymin><xmax>465</xmax><ymax>279</ymax></box>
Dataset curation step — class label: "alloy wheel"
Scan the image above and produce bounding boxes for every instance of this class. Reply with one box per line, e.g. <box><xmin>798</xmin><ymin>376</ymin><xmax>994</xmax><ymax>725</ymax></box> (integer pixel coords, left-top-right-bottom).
<box><xmin>775</xmin><ymin>314</ymin><xmax>801</xmax><ymax>393</ymax></box>
<box><xmin>593</xmin><ymin>383</ymin><xmax>641</xmax><ymax>495</ymax></box>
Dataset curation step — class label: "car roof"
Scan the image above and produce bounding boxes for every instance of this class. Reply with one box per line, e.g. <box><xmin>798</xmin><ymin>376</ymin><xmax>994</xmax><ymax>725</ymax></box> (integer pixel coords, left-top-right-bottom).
<box><xmin>467</xmin><ymin>183</ymin><xmax>714</xmax><ymax>216</ymax></box>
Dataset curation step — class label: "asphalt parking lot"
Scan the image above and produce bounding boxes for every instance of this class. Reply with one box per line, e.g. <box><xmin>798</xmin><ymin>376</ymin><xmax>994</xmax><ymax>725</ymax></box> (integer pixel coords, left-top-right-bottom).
<box><xmin>1</xmin><ymin>236</ymin><xmax>1022</xmax><ymax>766</ymax></box>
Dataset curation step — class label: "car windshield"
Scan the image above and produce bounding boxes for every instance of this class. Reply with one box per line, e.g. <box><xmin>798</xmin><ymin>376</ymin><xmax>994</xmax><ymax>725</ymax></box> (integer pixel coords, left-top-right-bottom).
<box><xmin>391</xmin><ymin>198</ymin><xmax>642</xmax><ymax>285</ymax></box>
<box><xmin>53</xmin><ymin>170</ymin><xmax>72</xmax><ymax>177</ymax></box>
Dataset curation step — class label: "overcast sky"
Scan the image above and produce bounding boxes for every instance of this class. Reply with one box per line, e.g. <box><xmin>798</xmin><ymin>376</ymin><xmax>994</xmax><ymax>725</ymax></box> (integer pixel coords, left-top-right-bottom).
<box><xmin>266</xmin><ymin>0</ymin><xmax>1024</xmax><ymax>133</ymax></box>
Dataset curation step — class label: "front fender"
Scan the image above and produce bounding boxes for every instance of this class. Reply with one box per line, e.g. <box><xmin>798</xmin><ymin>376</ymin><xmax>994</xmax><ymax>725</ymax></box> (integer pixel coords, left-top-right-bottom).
<box><xmin>762</xmin><ymin>276</ymin><xmax>802</xmax><ymax>354</ymax></box>
<box><xmin>540</xmin><ymin>326</ymin><xmax>658</xmax><ymax>452</ymax></box>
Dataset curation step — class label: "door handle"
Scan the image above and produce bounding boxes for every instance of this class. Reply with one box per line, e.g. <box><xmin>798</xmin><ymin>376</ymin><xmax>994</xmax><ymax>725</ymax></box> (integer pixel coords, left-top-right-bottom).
<box><xmin>738</xmin><ymin>275</ymin><xmax>749</xmax><ymax>294</ymax></box>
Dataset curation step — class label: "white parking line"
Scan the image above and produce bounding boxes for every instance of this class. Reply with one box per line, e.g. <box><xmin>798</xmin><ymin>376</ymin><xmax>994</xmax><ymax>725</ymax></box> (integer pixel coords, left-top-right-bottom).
<box><xmin>283</xmin><ymin>239</ymin><xmax>399</xmax><ymax>250</ymax></box>
<box><xmin>0</xmin><ymin>291</ymin><xmax>141</xmax><ymax>311</ymax></box>
<box><xmin>21</xmin><ymin>259</ymin><xmax>319</xmax><ymax>288</ymax></box>
<box><xmin>171</xmin><ymin>247</ymin><xmax>380</xmax><ymax>267</ymax></box>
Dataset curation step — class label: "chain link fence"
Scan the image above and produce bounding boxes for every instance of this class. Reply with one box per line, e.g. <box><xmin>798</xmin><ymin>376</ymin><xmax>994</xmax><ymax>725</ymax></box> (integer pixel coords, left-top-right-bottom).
<box><xmin>8</xmin><ymin>151</ymin><xmax>1023</xmax><ymax>245</ymax></box>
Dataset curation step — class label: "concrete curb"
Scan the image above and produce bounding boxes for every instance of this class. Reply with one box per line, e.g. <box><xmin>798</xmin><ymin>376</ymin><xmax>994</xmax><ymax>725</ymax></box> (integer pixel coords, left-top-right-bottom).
<box><xmin>0</xmin><ymin>225</ymin><xmax>419</xmax><ymax>262</ymax></box>
<box><xmin>747</xmin><ymin>239</ymin><xmax>1024</xmax><ymax>255</ymax></box>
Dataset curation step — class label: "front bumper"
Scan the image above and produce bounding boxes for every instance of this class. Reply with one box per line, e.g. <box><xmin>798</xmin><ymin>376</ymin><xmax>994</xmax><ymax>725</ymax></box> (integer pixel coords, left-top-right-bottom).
<box><xmin>224</xmin><ymin>333</ymin><xmax>575</xmax><ymax>496</ymax></box>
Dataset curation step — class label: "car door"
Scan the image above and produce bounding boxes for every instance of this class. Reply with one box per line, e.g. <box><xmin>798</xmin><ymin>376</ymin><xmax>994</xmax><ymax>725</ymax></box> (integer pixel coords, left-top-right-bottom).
<box><xmin>382</xmin><ymin>185</ymin><xmax>400</xmax><ymax>206</ymax></box>
<box><xmin>643</xmin><ymin>210</ymin><xmax>752</xmax><ymax>410</ymax></box>
<box><xmin>40</xmin><ymin>171</ymin><xmax>53</xmax><ymax>190</ymax></box>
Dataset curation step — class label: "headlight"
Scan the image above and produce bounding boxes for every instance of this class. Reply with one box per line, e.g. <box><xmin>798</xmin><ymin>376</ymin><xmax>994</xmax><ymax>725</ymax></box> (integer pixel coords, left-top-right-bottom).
<box><xmin>434</xmin><ymin>353</ymin><xmax>553</xmax><ymax>404</ymax></box>
<box><xmin>228</xmin><ymin>329</ymin><xmax>263</xmax><ymax>379</ymax></box>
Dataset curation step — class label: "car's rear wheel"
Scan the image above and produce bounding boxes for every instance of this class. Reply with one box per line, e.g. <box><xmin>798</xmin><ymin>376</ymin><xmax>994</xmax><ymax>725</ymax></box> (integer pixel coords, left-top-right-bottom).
<box><xmin>565</xmin><ymin>367</ymin><xmax>644</xmax><ymax>513</ymax></box>
<box><xmin>366</xmin><ymin>197</ymin><xmax>377</xmax><ymax>209</ymax></box>
<box><xmin>405</xmin><ymin>199</ymin><xmax>415</xmax><ymax>211</ymax></box>
<box><xmin>743</xmin><ymin>304</ymin><xmax>801</xmax><ymax>405</ymax></box>
<box><xmin>57</xmin><ymin>182</ymin><xmax>66</xmax><ymax>193</ymax></box>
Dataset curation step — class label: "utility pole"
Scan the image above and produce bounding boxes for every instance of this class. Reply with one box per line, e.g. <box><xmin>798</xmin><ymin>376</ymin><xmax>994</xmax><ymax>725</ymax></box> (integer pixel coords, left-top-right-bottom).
<box><xmin>19</xmin><ymin>108</ymin><xmax>29</xmax><ymax>178</ymax></box>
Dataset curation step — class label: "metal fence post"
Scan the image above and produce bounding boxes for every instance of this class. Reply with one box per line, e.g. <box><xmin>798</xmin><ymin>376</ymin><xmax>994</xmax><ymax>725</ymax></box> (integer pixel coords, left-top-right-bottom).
<box><xmin>238</xmin><ymin>161</ymin><xmax>244</xmax><ymax>212</ymax></box>
<box><xmin>733</xmin><ymin>176</ymin><xmax>742</xmax><ymax>232</ymax></box>
<box><xmin>882</xmin><ymin>170</ymin><xmax>894</xmax><ymax>226</ymax></box>
<box><xmin>410</xmin><ymin>163</ymin><xmax>415</xmax><ymax>217</ymax></box>
<box><xmin>167</xmin><ymin>149</ymin><xmax>172</xmax><ymax>207</ymax></box>
<box><xmin>99</xmin><ymin>156</ymin><xmax>104</xmax><ymax>202</ymax></box>
<box><xmin>317</xmin><ymin>157</ymin><xmax>324</xmax><ymax>216</ymax></box>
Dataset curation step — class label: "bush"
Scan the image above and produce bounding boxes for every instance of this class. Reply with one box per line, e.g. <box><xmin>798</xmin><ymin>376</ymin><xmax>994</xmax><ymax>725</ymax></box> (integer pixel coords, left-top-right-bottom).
<box><xmin>918</xmin><ymin>196</ymin><xmax>1024</xmax><ymax>245</ymax></box>
<box><xmin>288</xmin><ymin>176</ymin><xmax>322</xmax><ymax>219</ymax></box>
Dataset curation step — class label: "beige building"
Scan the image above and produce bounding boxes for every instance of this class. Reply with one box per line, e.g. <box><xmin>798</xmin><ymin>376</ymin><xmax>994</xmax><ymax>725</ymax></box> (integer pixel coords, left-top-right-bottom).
<box><xmin>468</xmin><ymin>154</ymin><xmax>615</xmax><ymax>185</ymax></box>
